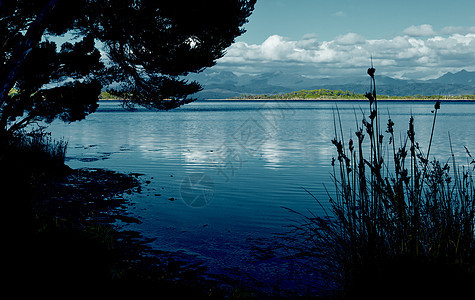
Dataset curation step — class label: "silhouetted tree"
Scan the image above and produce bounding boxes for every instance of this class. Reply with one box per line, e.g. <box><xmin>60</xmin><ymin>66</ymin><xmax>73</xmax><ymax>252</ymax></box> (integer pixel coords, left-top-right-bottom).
<box><xmin>0</xmin><ymin>0</ymin><xmax>256</xmax><ymax>134</ymax></box>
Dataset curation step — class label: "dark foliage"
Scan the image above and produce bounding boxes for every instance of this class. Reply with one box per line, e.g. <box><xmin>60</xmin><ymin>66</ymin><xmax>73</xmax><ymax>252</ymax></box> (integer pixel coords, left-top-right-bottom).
<box><xmin>0</xmin><ymin>0</ymin><xmax>256</xmax><ymax>133</ymax></box>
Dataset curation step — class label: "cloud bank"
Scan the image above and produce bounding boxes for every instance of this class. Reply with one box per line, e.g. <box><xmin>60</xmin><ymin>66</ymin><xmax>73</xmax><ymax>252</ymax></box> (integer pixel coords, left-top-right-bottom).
<box><xmin>218</xmin><ymin>25</ymin><xmax>475</xmax><ymax>79</ymax></box>
<box><xmin>403</xmin><ymin>24</ymin><xmax>436</xmax><ymax>37</ymax></box>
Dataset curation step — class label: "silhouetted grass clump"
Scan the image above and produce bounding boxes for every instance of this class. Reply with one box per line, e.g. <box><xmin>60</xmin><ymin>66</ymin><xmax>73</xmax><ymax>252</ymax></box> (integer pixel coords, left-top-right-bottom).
<box><xmin>289</xmin><ymin>66</ymin><xmax>475</xmax><ymax>298</ymax></box>
<box><xmin>0</xmin><ymin>127</ymin><xmax>69</xmax><ymax>178</ymax></box>
<box><xmin>15</xmin><ymin>127</ymin><xmax>68</xmax><ymax>163</ymax></box>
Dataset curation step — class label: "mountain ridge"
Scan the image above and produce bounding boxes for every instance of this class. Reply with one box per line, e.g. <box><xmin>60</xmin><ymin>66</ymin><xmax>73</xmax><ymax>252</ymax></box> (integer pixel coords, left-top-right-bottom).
<box><xmin>188</xmin><ymin>69</ymin><xmax>475</xmax><ymax>99</ymax></box>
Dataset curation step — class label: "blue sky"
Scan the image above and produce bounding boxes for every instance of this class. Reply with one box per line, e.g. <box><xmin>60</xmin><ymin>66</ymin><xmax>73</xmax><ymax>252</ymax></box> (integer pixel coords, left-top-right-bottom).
<box><xmin>212</xmin><ymin>0</ymin><xmax>475</xmax><ymax>79</ymax></box>
<box><xmin>238</xmin><ymin>0</ymin><xmax>475</xmax><ymax>43</ymax></box>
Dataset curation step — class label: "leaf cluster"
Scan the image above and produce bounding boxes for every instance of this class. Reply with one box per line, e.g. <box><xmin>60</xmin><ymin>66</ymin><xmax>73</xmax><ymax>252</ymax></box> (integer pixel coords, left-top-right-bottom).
<box><xmin>0</xmin><ymin>0</ymin><xmax>256</xmax><ymax>132</ymax></box>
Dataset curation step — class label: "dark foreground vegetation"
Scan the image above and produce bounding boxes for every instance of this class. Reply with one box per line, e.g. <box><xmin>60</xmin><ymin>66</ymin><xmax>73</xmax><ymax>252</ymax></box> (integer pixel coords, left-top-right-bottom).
<box><xmin>287</xmin><ymin>67</ymin><xmax>475</xmax><ymax>299</ymax></box>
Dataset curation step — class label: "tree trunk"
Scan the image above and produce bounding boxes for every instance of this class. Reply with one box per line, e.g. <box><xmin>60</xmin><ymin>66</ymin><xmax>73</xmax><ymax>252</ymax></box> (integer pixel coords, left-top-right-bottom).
<box><xmin>0</xmin><ymin>0</ymin><xmax>59</xmax><ymax>128</ymax></box>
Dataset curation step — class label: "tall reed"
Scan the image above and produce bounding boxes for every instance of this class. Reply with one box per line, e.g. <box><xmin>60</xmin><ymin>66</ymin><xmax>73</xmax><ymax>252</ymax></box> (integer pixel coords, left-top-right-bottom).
<box><xmin>1</xmin><ymin>126</ymin><xmax>68</xmax><ymax>167</ymax></box>
<box><xmin>288</xmin><ymin>66</ymin><xmax>475</xmax><ymax>296</ymax></box>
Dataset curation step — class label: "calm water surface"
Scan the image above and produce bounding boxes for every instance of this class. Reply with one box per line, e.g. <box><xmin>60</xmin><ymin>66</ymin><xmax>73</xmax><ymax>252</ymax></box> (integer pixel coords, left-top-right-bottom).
<box><xmin>48</xmin><ymin>100</ymin><xmax>475</xmax><ymax>292</ymax></box>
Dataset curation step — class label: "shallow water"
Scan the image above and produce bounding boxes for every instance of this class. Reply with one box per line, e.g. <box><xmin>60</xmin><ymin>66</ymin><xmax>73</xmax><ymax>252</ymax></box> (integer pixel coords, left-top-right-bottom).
<box><xmin>48</xmin><ymin>100</ymin><xmax>475</xmax><ymax>293</ymax></box>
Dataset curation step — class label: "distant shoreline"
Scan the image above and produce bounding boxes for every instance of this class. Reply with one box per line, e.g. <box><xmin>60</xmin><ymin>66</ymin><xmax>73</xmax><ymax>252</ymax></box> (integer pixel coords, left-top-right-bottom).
<box><xmin>99</xmin><ymin>98</ymin><xmax>475</xmax><ymax>102</ymax></box>
<box><xmin>207</xmin><ymin>98</ymin><xmax>475</xmax><ymax>102</ymax></box>
<box><xmin>99</xmin><ymin>91</ymin><xmax>475</xmax><ymax>102</ymax></box>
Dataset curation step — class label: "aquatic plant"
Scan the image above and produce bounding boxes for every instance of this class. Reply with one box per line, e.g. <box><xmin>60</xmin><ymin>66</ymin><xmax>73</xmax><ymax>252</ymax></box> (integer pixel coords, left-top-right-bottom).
<box><xmin>288</xmin><ymin>65</ymin><xmax>475</xmax><ymax>297</ymax></box>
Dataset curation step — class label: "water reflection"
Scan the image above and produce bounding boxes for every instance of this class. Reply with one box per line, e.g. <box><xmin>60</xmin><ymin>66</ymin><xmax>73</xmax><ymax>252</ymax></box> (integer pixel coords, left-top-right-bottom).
<box><xmin>50</xmin><ymin>100</ymin><xmax>475</xmax><ymax>196</ymax></box>
<box><xmin>47</xmin><ymin>100</ymin><xmax>475</xmax><ymax>292</ymax></box>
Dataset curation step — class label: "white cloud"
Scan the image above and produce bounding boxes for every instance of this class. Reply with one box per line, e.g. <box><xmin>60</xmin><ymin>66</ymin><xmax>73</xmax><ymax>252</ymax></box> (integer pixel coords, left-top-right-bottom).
<box><xmin>440</xmin><ymin>26</ymin><xmax>475</xmax><ymax>35</ymax></box>
<box><xmin>335</xmin><ymin>33</ymin><xmax>365</xmax><ymax>45</ymax></box>
<box><xmin>334</xmin><ymin>11</ymin><xmax>346</xmax><ymax>17</ymax></box>
<box><xmin>218</xmin><ymin>26</ymin><xmax>475</xmax><ymax>79</ymax></box>
<box><xmin>403</xmin><ymin>24</ymin><xmax>435</xmax><ymax>37</ymax></box>
<box><xmin>260</xmin><ymin>35</ymin><xmax>295</xmax><ymax>60</ymax></box>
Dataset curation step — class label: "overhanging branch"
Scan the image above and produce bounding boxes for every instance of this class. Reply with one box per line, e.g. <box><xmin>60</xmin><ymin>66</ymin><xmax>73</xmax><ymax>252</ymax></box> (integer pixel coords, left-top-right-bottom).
<box><xmin>0</xmin><ymin>0</ymin><xmax>59</xmax><ymax>110</ymax></box>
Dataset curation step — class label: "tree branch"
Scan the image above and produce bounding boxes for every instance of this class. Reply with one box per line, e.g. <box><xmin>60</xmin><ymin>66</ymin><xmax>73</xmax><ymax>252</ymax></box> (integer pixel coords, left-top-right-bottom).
<box><xmin>7</xmin><ymin>114</ymin><xmax>38</xmax><ymax>134</ymax></box>
<box><xmin>0</xmin><ymin>0</ymin><xmax>59</xmax><ymax>112</ymax></box>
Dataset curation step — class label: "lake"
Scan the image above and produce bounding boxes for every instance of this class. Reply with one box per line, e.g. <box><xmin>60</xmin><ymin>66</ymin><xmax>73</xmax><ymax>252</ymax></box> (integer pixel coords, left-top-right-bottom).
<box><xmin>48</xmin><ymin>100</ymin><xmax>475</xmax><ymax>294</ymax></box>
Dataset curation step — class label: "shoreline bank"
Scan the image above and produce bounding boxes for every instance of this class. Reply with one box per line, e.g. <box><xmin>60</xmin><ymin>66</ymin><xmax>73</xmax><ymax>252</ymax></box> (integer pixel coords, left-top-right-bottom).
<box><xmin>12</xmin><ymin>165</ymin><xmax>259</xmax><ymax>297</ymax></box>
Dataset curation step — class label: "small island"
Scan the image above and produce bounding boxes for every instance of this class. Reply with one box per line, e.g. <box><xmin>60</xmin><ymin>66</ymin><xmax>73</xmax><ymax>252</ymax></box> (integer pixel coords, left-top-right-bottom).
<box><xmin>230</xmin><ymin>88</ymin><xmax>475</xmax><ymax>100</ymax></box>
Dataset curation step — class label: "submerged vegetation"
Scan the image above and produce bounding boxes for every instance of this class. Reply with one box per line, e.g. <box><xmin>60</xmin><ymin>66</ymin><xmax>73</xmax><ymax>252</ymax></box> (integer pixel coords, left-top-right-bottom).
<box><xmin>235</xmin><ymin>88</ymin><xmax>475</xmax><ymax>100</ymax></box>
<box><xmin>287</xmin><ymin>67</ymin><xmax>475</xmax><ymax>298</ymax></box>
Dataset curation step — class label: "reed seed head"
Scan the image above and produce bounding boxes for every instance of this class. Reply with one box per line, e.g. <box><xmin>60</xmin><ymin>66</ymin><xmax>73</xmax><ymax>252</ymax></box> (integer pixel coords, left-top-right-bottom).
<box><xmin>367</xmin><ymin>67</ymin><xmax>376</xmax><ymax>79</ymax></box>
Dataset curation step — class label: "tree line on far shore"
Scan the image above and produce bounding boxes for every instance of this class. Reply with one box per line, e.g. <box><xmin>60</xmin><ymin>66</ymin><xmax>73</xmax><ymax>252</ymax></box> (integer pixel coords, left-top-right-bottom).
<box><xmin>232</xmin><ymin>89</ymin><xmax>475</xmax><ymax>100</ymax></box>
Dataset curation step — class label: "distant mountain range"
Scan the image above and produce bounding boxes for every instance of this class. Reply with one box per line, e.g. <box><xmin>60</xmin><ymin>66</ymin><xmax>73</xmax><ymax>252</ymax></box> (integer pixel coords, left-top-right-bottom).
<box><xmin>187</xmin><ymin>69</ymin><xmax>475</xmax><ymax>99</ymax></box>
